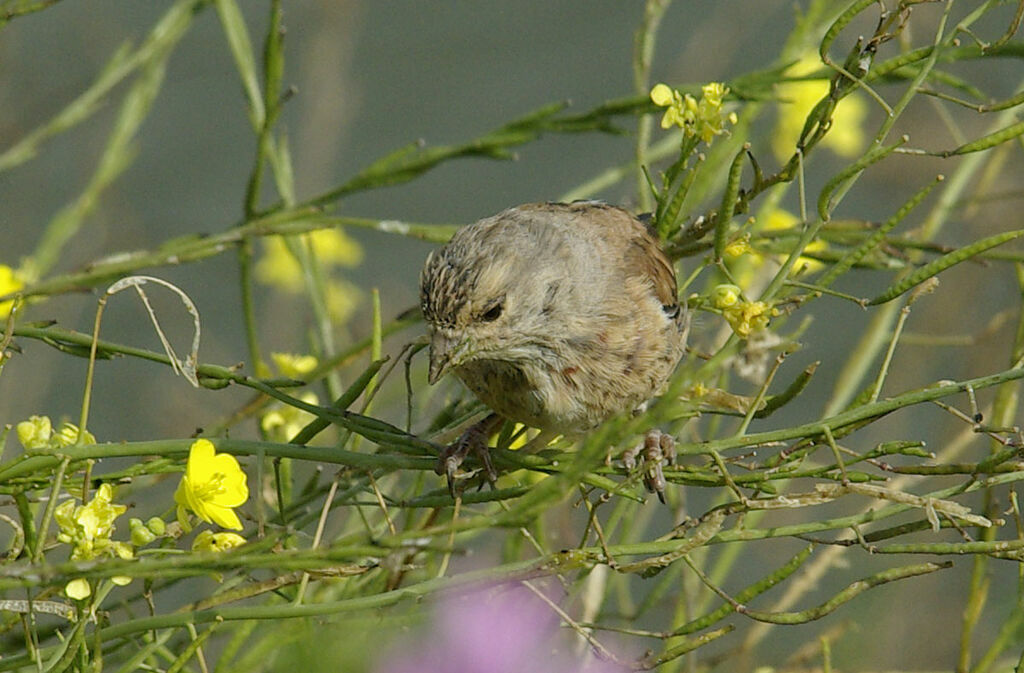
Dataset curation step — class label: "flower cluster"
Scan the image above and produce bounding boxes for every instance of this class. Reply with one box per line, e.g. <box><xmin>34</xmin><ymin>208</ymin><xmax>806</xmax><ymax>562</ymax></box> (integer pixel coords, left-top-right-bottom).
<box><xmin>16</xmin><ymin>415</ymin><xmax>95</xmax><ymax>452</ymax></box>
<box><xmin>55</xmin><ymin>484</ymin><xmax>133</xmax><ymax>598</ymax></box>
<box><xmin>650</xmin><ymin>82</ymin><xmax>737</xmax><ymax>144</ymax></box>
<box><xmin>712</xmin><ymin>284</ymin><xmax>776</xmax><ymax>338</ymax></box>
<box><xmin>174</xmin><ymin>439</ymin><xmax>249</xmax><ymax>531</ymax></box>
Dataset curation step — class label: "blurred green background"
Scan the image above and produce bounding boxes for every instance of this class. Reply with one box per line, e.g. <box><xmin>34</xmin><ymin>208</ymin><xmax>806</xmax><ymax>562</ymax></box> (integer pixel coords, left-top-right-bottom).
<box><xmin>2</xmin><ymin>1</ymin><xmax>1023</xmax><ymax>670</ymax></box>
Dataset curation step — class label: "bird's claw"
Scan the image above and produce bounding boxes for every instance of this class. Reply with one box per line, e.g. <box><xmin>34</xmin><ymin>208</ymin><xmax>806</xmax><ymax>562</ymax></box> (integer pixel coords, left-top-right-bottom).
<box><xmin>440</xmin><ymin>454</ymin><xmax>462</xmax><ymax>498</ymax></box>
<box><xmin>435</xmin><ymin>414</ymin><xmax>501</xmax><ymax>497</ymax></box>
<box><xmin>623</xmin><ymin>430</ymin><xmax>676</xmax><ymax>503</ymax></box>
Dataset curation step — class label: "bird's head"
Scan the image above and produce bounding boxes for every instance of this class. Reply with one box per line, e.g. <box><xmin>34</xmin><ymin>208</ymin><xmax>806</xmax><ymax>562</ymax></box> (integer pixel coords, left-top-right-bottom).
<box><xmin>419</xmin><ymin>218</ymin><xmax>577</xmax><ymax>384</ymax></box>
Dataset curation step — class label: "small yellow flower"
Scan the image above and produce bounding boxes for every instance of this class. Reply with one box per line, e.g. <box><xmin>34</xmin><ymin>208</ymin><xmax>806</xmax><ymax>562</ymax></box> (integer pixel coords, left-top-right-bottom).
<box><xmin>192</xmin><ymin>529</ymin><xmax>247</xmax><ymax>552</ymax></box>
<box><xmin>52</xmin><ymin>422</ymin><xmax>96</xmax><ymax>449</ymax></box>
<box><xmin>260</xmin><ymin>391</ymin><xmax>318</xmax><ymax>443</ymax></box>
<box><xmin>55</xmin><ymin>484</ymin><xmax>124</xmax><ymax>547</ymax></box>
<box><xmin>0</xmin><ymin>264</ymin><xmax>24</xmax><ymax>319</ymax></box>
<box><xmin>724</xmin><ymin>234</ymin><xmax>753</xmax><ymax>258</ymax></box>
<box><xmin>271</xmin><ymin>352</ymin><xmax>319</xmax><ymax>379</ymax></box>
<box><xmin>174</xmin><ymin>439</ymin><xmax>249</xmax><ymax>530</ymax></box>
<box><xmin>772</xmin><ymin>53</ymin><xmax>867</xmax><ymax>161</ymax></box>
<box><xmin>651</xmin><ymin>82</ymin><xmax>736</xmax><ymax>144</ymax></box>
<box><xmin>762</xmin><ymin>209</ymin><xmax>827</xmax><ymax>273</ymax></box>
<box><xmin>723</xmin><ymin>300</ymin><xmax>777</xmax><ymax>338</ymax></box>
<box><xmin>54</xmin><ymin>484</ymin><xmax>134</xmax><ymax>574</ymax></box>
<box><xmin>16</xmin><ymin>415</ymin><xmax>52</xmax><ymax>450</ymax></box>
<box><xmin>712</xmin><ymin>284</ymin><xmax>742</xmax><ymax>309</ymax></box>
<box><xmin>763</xmin><ymin>208</ymin><xmax>799</xmax><ymax>232</ymax></box>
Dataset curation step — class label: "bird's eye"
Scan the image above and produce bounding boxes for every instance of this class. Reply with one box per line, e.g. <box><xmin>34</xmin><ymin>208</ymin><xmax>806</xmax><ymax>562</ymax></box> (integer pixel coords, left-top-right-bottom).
<box><xmin>480</xmin><ymin>302</ymin><xmax>503</xmax><ymax>322</ymax></box>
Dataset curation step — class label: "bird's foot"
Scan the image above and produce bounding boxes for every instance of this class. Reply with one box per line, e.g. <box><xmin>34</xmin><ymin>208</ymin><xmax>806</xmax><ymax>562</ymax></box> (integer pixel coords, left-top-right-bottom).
<box><xmin>435</xmin><ymin>413</ymin><xmax>502</xmax><ymax>497</ymax></box>
<box><xmin>622</xmin><ymin>430</ymin><xmax>676</xmax><ymax>503</ymax></box>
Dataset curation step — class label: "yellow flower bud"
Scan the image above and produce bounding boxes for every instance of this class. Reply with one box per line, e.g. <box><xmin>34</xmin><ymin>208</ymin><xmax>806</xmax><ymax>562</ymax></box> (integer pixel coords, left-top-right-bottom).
<box><xmin>192</xmin><ymin>529</ymin><xmax>247</xmax><ymax>552</ymax></box>
<box><xmin>650</xmin><ymin>83</ymin><xmax>674</xmax><ymax>106</ymax></box>
<box><xmin>712</xmin><ymin>284</ymin><xmax>742</xmax><ymax>309</ymax></box>
<box><xmin>146</xmin><ymin>517</ymin><xmax>166</xmax><ymax>536</ymax></box>
<box><xmin>130</xmin><ymin>518</ymin><xmax>157</xmax><ymax>546</ymax></box>
<box><xmin>65</xmin><ymin>578</ymin><xmax>91</xmax><ymax>600</ymax></box>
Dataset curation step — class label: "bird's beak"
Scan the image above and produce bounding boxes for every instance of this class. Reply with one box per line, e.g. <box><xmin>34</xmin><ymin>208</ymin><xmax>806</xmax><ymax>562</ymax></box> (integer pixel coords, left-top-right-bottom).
<box><xmin>428</xmin><ymin>333</ymin><xmax>466</xmax><ymax>384</ymax></box>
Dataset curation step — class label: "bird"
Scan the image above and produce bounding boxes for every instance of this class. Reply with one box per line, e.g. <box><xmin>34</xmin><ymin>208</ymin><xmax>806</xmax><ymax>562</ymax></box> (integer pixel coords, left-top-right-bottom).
<box><xmin>419</xmin><ymin>201</ymin><xmax>689</xmax><ymax>498</ymax></box>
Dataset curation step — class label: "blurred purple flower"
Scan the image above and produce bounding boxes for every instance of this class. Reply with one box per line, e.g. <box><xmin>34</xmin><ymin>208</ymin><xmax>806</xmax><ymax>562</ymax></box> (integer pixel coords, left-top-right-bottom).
<box><xmin>377</xmin><ymin>585</ymin><xmax>623</xmax><ymax>673</ymax></box>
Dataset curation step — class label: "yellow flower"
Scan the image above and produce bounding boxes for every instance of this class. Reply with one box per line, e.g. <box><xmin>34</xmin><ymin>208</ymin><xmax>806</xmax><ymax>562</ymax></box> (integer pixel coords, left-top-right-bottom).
<box><xmin>255</xmin><ymin>229</ymin><xmax>363</xmax><ymax>293</ymax></box>
<box><xmin>271</xmin><ymin>352</ymin><xmax>319</xmax><ymax>379</ymax></box>
<box><xmin>260</xmin><ymin>391</ymin><xmax>318</xmax><ymax>442</ymax></box>
<box><xmin>722</xmin><ymin>300</ymin><xmax>777</xmax><ymax>338</ymax></box>
<box><xmin>724</xmin><ymin>234</ymin><xmax>753</xmax><ymax>258</ymax></box>
<box><xmin>762</xmin><ymin>208</ymin><xmax>798</xmax><ymax>232</ymax></box>
<box><xmin>772</xmin><ymin>53</ymin><xmax>867</xmax><ymax>161</ymax></box>
<box><xmin>761</xmin><ymin>209</ymin><xmax>826</xmax><ymax>273</ymax></box>
<box><xmin>174</xmin><ymin>439</ymin><xmax>249</xmax><ymax>530</ymax></box>
<box><xmin>651</xmin><ymin>82</ymin><xmax>736</xmax><ymax>144</ymax></box>
<box><xmin>54</xmin><ymin>483</ymin><xmax>133</xmax><ymax>566</ymax></box>
<box><xmin>16</xmin><ymin>415</ymin><xmax>52</xmax><ymax>450</ymax></box>
<box><xmin>55</xmin><ymin>483</ymin><xmax>123</xmax><ymax>545</ymax></box>
<box><xmin>52</xmin><ymin>422</ymin><xmax>96</xmax><ymax>448</ymax></box>
<box><xmin>0</xmin><ymin>264</ymin><xmax>24</xmax><ymax>319</ymax></box>
<box><xmin>192</xmin><ymin>529</ymin><xmax>247</xmax><ymax>552</ymax></box>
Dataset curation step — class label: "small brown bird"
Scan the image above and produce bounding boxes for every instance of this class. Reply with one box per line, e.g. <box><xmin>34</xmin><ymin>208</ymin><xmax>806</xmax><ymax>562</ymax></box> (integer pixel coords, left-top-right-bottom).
<box><xmin>420</xmin><ymin>201</ymin><xmax>689</xmax><ymax>497</ymax></box>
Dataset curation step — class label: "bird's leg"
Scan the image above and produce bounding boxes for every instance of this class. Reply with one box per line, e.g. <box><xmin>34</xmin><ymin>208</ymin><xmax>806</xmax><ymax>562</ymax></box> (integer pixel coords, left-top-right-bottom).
<box><xmin>623</xmin><ymin>430</ymin><xmax>675</xmax><ymax>503</ymax></box>
<box><xmin>435</xmin><ymin>413</ymin><xmax>503</xmax><ymax>496</ymax></box>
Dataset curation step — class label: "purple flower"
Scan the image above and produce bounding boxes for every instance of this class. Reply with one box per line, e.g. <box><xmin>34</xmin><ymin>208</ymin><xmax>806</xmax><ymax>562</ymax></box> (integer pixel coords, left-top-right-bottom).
<box><xmin>377</xmin><ymin>585</ymin><xmax>623</xmax><ymax>673</ymax></box>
